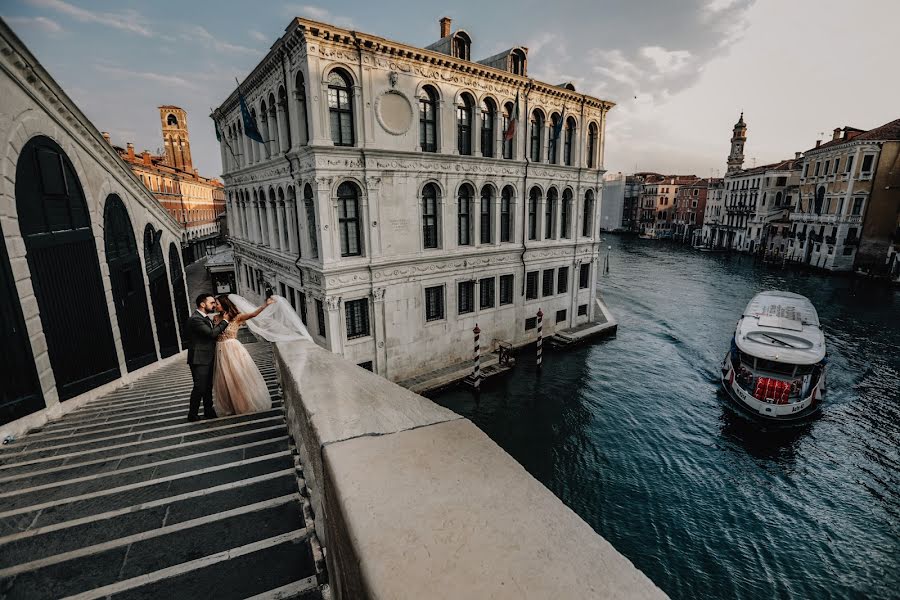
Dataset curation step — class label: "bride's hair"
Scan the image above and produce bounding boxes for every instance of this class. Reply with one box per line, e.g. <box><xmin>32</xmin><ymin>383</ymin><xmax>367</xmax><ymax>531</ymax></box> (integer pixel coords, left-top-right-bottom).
<box><xmin>216</xmin><ymin>294</ymin><xmax>239</xmax><ymax>320</ymax></box>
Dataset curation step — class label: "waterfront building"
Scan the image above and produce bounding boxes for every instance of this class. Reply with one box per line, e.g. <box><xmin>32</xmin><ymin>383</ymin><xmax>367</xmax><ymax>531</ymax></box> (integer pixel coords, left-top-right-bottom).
<box><xmin>673</xmin><ymin>178</ymin><xmax>712</xmax><ymax>244</ymax></box>
<box><xmin>636</xmin><ymin>172</ymin><xmax>664</xmax><ymax>235</ymax></box>
<box><xmin>211</xmin><ymin>16</ymin><xmax>614</xmax><ymax>382</ymax></box>
<box><xmin>701</xmin><ymin>178</ymin><xmax>726</xmax><ymax>247</ymax></box>
<box><xmin>600</xmin><ymin>172</ymin><xmax>625</xmax><ymax>231</ymax></box>
<box><xmin>644</xmin><ymin>175</ymin><xmax>698</xmax><ymax>238</ymax></box>
<box><xmin>623</xmin><ymin>174</ymin><xmax>644</xmax><ymax>232</ymax></box>
<box><xmin>108</xmin><ymin>107</ymin><xmax>226</xmax><ymax>264</ymax></box>
<box><xmin>1</xmin><ymin>20</ymin><xmax>188</xmax><ymax>434</ymax></box>
<box><xmin>786</xmin><ymin>120</ymin><xmax>900</xmax><ymax>273</ymax></box>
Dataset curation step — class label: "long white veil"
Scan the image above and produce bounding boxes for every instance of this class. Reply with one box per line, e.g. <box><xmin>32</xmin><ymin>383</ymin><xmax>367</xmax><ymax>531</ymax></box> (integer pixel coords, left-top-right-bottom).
<box><xmin>228</xmin><ymin>294</ymin><xmax>313</xmax><ymax>342</ymax></box>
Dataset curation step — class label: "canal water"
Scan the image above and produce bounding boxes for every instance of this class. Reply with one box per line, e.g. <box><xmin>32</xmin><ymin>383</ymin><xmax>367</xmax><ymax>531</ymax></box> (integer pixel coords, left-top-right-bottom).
<box><xmin>431</xmin><ymin>236</ymin><xmax>900</xmax><ymax>600</ymax></box>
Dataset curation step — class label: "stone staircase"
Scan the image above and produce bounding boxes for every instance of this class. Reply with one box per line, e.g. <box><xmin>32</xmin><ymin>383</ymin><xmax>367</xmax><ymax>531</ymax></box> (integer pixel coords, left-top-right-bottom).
<box><xmin>0</xmin><ymin>342</ymin><xmax>326</xmax><ymax>600</ymax></box>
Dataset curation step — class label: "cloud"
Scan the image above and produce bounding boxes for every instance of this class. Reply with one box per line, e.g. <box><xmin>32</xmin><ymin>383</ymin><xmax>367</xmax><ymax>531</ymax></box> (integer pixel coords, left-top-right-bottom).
<box><xmin>94</xmin><ymin>64</ymin><xmax>196</xmax><ymax>89</ymax></box>
<box><xmin>182</xmin><ymin>25</ymin><xmax>260</xmax><ymax>55</ymax></box>
<box><xmin>27</xmin><ymin>0</ymin><xmax>153</xmax><ymax>37</ymax></box>
<box><xmin>284</xmin><ymin>4</ymin><xmax>355</xmax><ymax>28</ymax></box>
<box><xmin>4</xmin><ymin>15</ymin><xmax>63</xmax><ymax>34</ymax></box>
<box><xmin>248</xmin><ymin>29</ymin><xmax>268</xmax><ymax>43</ymax></box>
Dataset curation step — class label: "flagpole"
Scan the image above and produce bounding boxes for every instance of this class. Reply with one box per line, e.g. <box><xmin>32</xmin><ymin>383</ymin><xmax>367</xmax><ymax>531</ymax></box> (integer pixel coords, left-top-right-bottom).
<box><xmin>211</xmin><ymin>106</ymin><xmax>239</xmax><ymax>165</ymax></box>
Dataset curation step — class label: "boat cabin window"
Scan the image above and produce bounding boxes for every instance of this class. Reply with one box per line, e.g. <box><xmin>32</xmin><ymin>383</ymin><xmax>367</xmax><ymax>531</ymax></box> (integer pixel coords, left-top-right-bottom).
<box><xmin>754</xmin><ymin>358</ymin><xmax>798</xmax><ymax>376</ymax></box>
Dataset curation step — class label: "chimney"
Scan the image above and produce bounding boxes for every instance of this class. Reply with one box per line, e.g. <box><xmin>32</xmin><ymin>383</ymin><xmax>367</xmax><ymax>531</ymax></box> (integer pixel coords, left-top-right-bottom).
<box><xmin>440</xmin><ymin>17</ymin><xmax>451</xmax><ymax>38</ymax></box>
<box><xmin>101</xmin><ymin>132</ymin><xmax>111</xmax><ymax>144</ymax></box>
<box><xmin>795</xmin><ymin>151</ymin><xmax>802</xmax><ymax>160</ymax></box>
<box><xmin>846</xmin><ymin>130</ymin><xmax>862</xmax><ymax>140</ymax></box>
<box><xmin>832</xmin><ymin>127</ymin><xmax>841</xmax><ymax>141</ymax></box>
<box><xmin>142</xmin><ymin>150</ymin><xmax>151</xmax><ymax>166</ymax></box>
<box><xmin>126</xmin><ymin>142</ymin><xmax>135</xmax><ymax>161</ymax></box>
<box><xmin>815</xmin><ymin>140</ymin><xmax>821</xmax><ymax>148</ymax></box>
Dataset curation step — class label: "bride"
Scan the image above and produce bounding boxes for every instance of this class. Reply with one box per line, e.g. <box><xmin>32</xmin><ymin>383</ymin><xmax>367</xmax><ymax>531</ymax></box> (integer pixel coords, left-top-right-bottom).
<box><xmin>212</xmin><ymin>294</ymin><xmax>312</xmax><ymax>416</ymax></box>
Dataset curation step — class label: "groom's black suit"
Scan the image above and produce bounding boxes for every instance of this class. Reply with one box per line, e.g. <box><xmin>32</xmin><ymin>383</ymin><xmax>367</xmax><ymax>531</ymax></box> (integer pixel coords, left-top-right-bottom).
<box><xmin>185</xmin><ymin>311</ymin><xmax>229</xmax><ymax>420</ymax></box>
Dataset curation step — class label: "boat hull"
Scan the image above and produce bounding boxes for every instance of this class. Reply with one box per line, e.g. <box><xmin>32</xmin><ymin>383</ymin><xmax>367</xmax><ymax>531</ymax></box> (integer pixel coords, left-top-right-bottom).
<box><xmin>720</xmin><ymin>353</ymin><xmax>823</xmax><ymax>422</ymax></box>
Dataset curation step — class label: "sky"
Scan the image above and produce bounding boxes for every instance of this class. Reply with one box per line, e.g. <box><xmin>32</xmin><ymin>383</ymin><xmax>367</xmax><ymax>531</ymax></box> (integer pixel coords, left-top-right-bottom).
<box><xmin>3</xmin><ymin>0</ymin><xmax>898</xmax><ymax>179</ymax></box>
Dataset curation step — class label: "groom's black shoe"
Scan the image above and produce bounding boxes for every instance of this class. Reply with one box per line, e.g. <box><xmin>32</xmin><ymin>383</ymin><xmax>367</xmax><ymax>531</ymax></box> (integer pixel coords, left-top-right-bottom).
<box><xmin>187</xmin><ymin>414</ymin><xmax>200</xmax><ymax>422</ymax></box>
<box><xmin>203</xmin><ymin>410</ymin><xmax>218</xmax><ymax>420</ymax></box>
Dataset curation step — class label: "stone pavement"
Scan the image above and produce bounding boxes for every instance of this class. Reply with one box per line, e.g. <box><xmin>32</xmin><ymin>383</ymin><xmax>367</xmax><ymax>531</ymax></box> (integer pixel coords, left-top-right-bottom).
<box><xmin>0</xmin><ymin>341</ymin><xmax>326</xmax><ymax>599</ymax></box>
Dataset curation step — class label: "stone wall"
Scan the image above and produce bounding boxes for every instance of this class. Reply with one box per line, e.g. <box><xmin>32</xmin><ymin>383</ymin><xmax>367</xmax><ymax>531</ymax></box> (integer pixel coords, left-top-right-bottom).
<box><xmin>275</xmin><ymin>340</ymin><xmax>666</xmax><ymax>599</ymax></box>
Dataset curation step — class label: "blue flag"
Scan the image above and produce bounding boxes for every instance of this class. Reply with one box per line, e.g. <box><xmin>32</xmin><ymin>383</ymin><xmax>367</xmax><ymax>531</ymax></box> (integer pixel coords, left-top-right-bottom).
<box><xmin>239</xmin><ymin>91</ymin><xmax>263</xmax><ymax>143</ymax></box>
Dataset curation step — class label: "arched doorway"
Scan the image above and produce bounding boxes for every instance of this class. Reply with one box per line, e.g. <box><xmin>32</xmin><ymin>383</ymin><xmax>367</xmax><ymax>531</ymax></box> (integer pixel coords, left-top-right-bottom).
<box><xmin>144</xmin><ymin>225</ymin><xmax>178</xmax><ymax>358</ymax></box>
<box><xmin>169</xmin><ymin>242</ymin><xmax>189</xmax><ymax>343</ymax></box>
<box><xmin>104</xmin><ymin>195</ymin><xmax>157</xmax><ymax>372</ymax></box>
<box><xmin>15</xmin><ymin>135</ymin><xmax>119</xmax><ymax>400</ymax></box>
<box><xmin>0</xmin><ymin>219</ymin><xmax>44</xmax><ymax>424</ymax></box>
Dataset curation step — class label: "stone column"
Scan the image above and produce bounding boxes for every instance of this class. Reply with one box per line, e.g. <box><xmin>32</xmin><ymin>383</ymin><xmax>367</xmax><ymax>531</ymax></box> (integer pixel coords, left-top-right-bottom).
<box><xmin>365</xmin><ymin>177</ymin><xmax>382</xmax><ymax>258</ymax></box>
<box><xmin>372</xmin><ymin>287</ymin><xmax>387</xmax><ymax>377</ymax></box>
<box><xmin>243</xmin><ymin>131</ymin><xmax>252</xmax><ymax>167</ymax></box>
<box><xmin>267</xmin><ymin>201</ymin><xmax>278</xmax><ymax>249</ymax></box>
<box><xmin>325</xmin><ymin>295</ymin><xmax>344</xmax><ymax>354</ymax></box>
<box><xmin>256</xmin><ymin>201</ymin><xmax>265</xmax><ymax>245</ymax></box>
<box><xmin>276</xmin><ymin>201</ymin><xmax>287</xmax><ymax>252</ymax></box>
<box><xmin>286</xmin><ymin>199</ymin><xmax>298</xmax><ymax>256</ymax></box>
<box><xmin>293</xmin><ymin>89</ymin><xmax>309</xmax><ymax>147</ymax></box>
<box><xmin>315</xmin><ymin>178</ymin><xmax>335</xmax><ymax>264</ymax></box>
<box><xmin>277</xmin><ymin>104</ymin><xmax>290</xmax><ymax>153</ymax></box>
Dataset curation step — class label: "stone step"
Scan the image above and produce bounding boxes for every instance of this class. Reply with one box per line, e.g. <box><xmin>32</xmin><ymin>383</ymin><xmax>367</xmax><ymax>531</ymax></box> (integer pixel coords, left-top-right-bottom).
<box><xmin>0</xmin><ymin>498</ymin><xmax>307</xmax><ymax>599</ymax></box>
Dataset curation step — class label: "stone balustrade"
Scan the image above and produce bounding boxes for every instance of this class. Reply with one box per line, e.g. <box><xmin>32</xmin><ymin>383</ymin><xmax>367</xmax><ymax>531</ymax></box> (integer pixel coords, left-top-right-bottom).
<box><xmin>275</xmin><ymin>340</ymin><xmax>666</xmax><ymax>600</ymax></box>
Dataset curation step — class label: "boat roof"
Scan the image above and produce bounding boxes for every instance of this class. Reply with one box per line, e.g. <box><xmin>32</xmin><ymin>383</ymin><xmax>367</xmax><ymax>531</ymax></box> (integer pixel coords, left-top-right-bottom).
<box><xmin>735</xmin><ymin>291</ymin><xmax>826</xmax><ymax>365</ymax></box>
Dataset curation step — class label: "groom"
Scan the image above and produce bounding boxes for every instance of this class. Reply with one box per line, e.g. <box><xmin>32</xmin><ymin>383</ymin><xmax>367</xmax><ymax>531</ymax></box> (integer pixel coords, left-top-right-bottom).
<box><xmin>185</xmin><ymin>293</ymin><xmax>230</xmax><ymax>422</ymax></box>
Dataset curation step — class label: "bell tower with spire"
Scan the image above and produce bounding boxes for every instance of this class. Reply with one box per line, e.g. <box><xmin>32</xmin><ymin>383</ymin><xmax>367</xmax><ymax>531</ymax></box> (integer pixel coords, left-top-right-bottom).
<box><xmin>727</xmin><ymin>112</ymin><xmax>746</xmax><ymax>174</ymax></box>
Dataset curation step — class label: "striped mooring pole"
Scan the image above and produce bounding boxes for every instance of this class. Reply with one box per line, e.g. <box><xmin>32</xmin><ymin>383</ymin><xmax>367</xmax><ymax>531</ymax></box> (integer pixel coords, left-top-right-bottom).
<box><xmin>473</xmin><ymin>323</ymin><xmax>481</xmax><ymax>391</ymax></box>
<box><xmin>536</xmin><ymin>308</ymin><xmax>544</xmax><ymax>369</ymax></box>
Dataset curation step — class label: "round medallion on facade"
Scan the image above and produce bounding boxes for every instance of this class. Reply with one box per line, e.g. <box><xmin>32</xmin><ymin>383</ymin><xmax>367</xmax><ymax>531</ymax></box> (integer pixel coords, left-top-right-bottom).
<box><xmin>375</xmin><ymin>90</ymin><xmax>413</xmax><ymax>136</ymax></box>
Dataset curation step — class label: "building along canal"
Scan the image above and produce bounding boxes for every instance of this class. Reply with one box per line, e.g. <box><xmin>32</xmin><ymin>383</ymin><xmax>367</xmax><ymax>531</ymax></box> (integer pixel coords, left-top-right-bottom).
<box><xmin>432</xmin><ymin>235</ymin><xmax>900</xmax><ymax>600</ymax></box>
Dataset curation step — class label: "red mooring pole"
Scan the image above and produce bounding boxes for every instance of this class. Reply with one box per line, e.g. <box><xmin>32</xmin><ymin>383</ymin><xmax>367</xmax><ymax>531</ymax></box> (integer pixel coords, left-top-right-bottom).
<box><xmin>536</xmin><ymin>308</ymin><xmax>544</xmax><ymax>369</ymax></box>
<box><xmin>473</xmin><ymin>323</ymin><xmax>481</xmax><ymax>391</ymax></box>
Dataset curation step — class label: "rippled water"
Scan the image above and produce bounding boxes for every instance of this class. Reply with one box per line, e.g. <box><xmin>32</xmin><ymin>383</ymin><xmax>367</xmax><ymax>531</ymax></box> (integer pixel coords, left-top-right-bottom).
<box><xmin>431</xmin><ymin>236</ymin><xmax>900</xmax><ymax>599</ymax></box>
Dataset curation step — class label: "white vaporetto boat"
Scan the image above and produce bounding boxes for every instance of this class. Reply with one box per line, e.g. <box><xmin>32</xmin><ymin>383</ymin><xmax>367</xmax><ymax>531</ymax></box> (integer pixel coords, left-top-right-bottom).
<box><xmin>721</xmin><ymin>291</ymin><xmax>826</xmax><ymax>421</ymax></box>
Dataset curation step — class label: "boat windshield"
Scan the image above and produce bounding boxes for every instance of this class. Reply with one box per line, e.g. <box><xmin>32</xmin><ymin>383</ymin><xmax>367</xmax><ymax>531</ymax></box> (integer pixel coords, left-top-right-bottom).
<box><xmin>754</xmin><ymin>358</ymin><xmax>797</xmax><ymax>376</ymax></box>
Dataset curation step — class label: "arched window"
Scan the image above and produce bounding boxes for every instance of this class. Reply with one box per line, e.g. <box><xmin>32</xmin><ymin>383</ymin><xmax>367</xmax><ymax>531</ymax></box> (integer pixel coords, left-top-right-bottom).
<box><xmin>545</xmin><ymin>188</ymin><xmax>558</xmax><ymax>239</ymax></box>
<box><xmin>453</xmin><ymin>32</ymin><xmax>471</xmax><ymax>60</ymax></box>
<box><xmin>277</xmin><ymin>86</ymin><xmax>291</xmax><ymax>150</ymax></box>
<box><xmin>327</xmin><ymin>70</ymin><xmax>354</xmax><ymax>146</ymax></box>
<box><xmin>419</xmin><ymin>86</ymin><xmax>438</xmax><ymax>153</ymax></box>
<box><xmin>169</xmin><ymin>242</ymin><xmax>189</xmax><ymax>343</ymax></box>
<box><xmin>458</xmin><ymin>184</ymin><xmax>474</xmax><ymax>246</ymax></box>
<box><xmin>587</xmin><ymin>122</ymin><xmax>598</xmax><ymax>168</ymax></box>
<box><xmin>548</xmin><ymin>113</ymin><xmax>560</xmax><ymax>164</ymax></box>
<box><xmin>167</xmin><ymin>113</ymin><xmax>178</xmax><ymax>127</ymax></box>
<box><xmin>457</xmin><ymin>94</ymin><xmax>474</xmax><ymax>156</ymax></box>
<box><xmin>500</xmin><ymin>186</ymin><xmax>513</xmax><ymax>242</ymax></box>
<box><xmin>259</xmin><ymin>99</ymin><xmax>270</xmax><ymax>159</ymax></box>
<box><xmin>510</xmin><ymin>49</ymin><xmax>526</xmax><ymax>76</ymax></box>
<box><xmin>480</xmin><ymin>185</ymin><xmax>494</xmax><ymax>244</ymax></box>
<box><xmin>337</xmin><ymin>182</ymin><xmax>362</xmax><ymax>257</ymax></box>
<box><xmin>775</xmin><ymin>191</ymin><xmax>783</xmax><ymax>207</ymax></box>
<box><xmin>564</xmin><ymin>117</ymin><xmax>576</xmax><ymax>166</ymax></box>
<box><xmin>481</xmin><ymin>99</ymin><xmax>496</xmax><ymax>158</ymax></box>
<box><xmin>530</xmin><ymin>110</ymin><xmax>544</xmax><ymax>162</ymax></box>
<box><xmin>582</xmin><ymin>190</ymin><xmax>595</xmax><ymax>237</ymax></box>
<box><xmin>422</xmin><ymin>183</ymin><xmax>439</xmax><ymax>249</ymax></box>
<box><xmin>502</xmin><ymin>102</ymin><xmax>514</xmax><ymax>160</ymax></box>
<box><xmin>295</xmin><ymin>71</ymin><xmax>310</xmax><ymax>145</ymax></box>
<box><xmin>528</xmin><ymin>187</ymin><xmax>540</xmax><ymax>240</ymax></box>
<box><xmin>304</xmin><ymin>184</ymin><xmax>318</xmax><ymax>258</ymax></box>
<box><xmin>143</xmin><ymin>224</ymin><xmax>178</xmax><ymax>358</ymax></box>
<box><xmin>16</xmin><ymin>136</ymin><xmax>119</xmax><ymax>399</ymax></box>
<box><xmin>561</xmin><ymin>189</ymin><xmax>573</xmax><ymax>238</ymax></box>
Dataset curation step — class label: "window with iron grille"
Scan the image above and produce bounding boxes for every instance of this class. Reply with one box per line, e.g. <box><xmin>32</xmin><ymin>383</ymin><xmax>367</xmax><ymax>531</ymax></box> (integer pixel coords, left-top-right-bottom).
<box><xmin>556</xmin><ymin>309</ymin><xmax>567</xmax><ymax>323</ymax></box>
<box><xmin>458</xmin><ymin>281</ymin><xmax>475</xmax><ymax>314</ymax></box>
<box><xmin>525</xmin><ymin>317</ymin><xmax>537</xmax><ymax>330</ymax></box>
<box><xmin>315</xmin><ymin>299</ymin><xmax>326</xmax><ymax>338</ymax></box>
<box><xmin>479</xmin><ymin>277</ymin><xmax>495</xmax><ymax>309</ymax></box>
<box><xmin>499</xmin><ymin>274</ymin><xmax>514</xmax><ymax>305</ymax></box>
<box><xmin>542</xmin><ymin>269</ymin><xmax>554</xmax><ymax>297</ymax></box>
<box><xmin>422</xmin><ymin>183</ymin><xmax>439</xmax><ymax>249</ymax></box>
<box><xmin>557</xmin><ymin>266</ymin><xmax>568</xmax><ymax>294</ymax></box>
<box><xmin>424</xmin><ymin>285</ymin><xmax>444</xmax><ymax>321</ymax></box>
<box><xmin>525</xmin><ymin>271</ymin><xmax>538</xmax><ymax>300</ymax></box>
<box><xmin>345</xmin><ymin>298</ymin><xmax>370</xmax><ymax>339</ymax></box>
<box><xmin>577</xmin><ymin>303</ymin><xmax>588</xmax><ymax>316</ymax></box>
<box><xmin>579</xmin><ymin>263</ymin><xmax>590</xmax><ymax>288</ymax></box>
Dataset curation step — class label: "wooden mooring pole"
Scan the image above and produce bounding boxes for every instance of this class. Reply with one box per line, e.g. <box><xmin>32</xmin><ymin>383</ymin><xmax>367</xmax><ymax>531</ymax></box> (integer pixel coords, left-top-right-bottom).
<box><xmin>473</xmin><ymin>324</ymin><xmax>481</xmax><ymax>391</ymax></box>
<box><xmin>536</xmin><ymin>309</ymin><xmax>544</xmax><ymax>369</ymax></box>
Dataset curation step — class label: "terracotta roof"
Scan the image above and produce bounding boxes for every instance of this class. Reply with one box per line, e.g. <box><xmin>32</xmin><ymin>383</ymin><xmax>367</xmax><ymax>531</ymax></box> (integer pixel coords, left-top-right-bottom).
<box><xmin>807</xmin><ymin>118</ymin><xmax>900</xmax><ymax>152</ymax></box>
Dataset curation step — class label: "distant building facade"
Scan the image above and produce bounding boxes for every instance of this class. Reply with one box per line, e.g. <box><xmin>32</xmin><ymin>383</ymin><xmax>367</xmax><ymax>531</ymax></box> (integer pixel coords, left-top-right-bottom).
<box><xmin>109</xmin><ymin>106</ymin><xmax>225</xmax><ymax>263</ymax></box>
<box><xmin>673</xmin><ymin>178</ymin><xmax>711</xmax><ymax>243</ymax></box>
<box><xmin>212</xmin><ymin>17</ymin><xmax>613</xmax><ymax>382</ymax></box>
<box><xmin>600</xmin><ymin>172</ymin><xmax>625</xmax><ymax>231</ymax></box>
<box><xmin>700</xmin><ymin>179</ymin><xmax>725</xmax><ymax>247</ymax></box>
<box><xmin>623</xmin><ymin>174</ymin><xmax>643</xmax><ymax>232</ymax></box>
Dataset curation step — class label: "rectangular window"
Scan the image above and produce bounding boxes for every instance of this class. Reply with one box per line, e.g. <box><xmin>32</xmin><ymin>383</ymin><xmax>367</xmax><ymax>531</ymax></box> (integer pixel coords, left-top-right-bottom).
<box><xmin>499</xmin><ymin>274</ymin><xmax>514</xmax><ymax>305</ymax></box>
<box><xmin>833</xmin><ymin>158</ymin><xmax>840</xmax><ymax>173</ymax></box>
<box><xmin>579</xmin><ymin>263</ymin><xmax>590</xmax><ymax>289</ymax></box>
<box><xmin>528</xmin><ymin>197</ymin><xmax>537</xmax><ymax>240</ymax></box>
<box><xmin>480</xmin><ymin>194</ymin><xmax>492</xmax><ymax>244</ymax></box>
<box><xmin>424</xmin><ymin>285</ymin><xmax>445</xmax><ymax>321</ymax></box>
<box><xmin>345</xmin><ymin>298</ymin><xmax>370</xmax><ymax>339</ymax></box>
<box><xmin>458</xmin><ymin>281</ymin><xmax>475</xmax><ymax>314</ymax></box>
<box><xmin>298</xmin><ymin>292</ymin><xmax>308</xmax><ymax>325</ymax></box>
<box><xmin>458</xmin><ymin>197</ymin><xmax>472</xmax><ymax>246</ymax></box>
<box><xmin>824</xmin><ymin>160</ymin><xmax>830</xmax><ymax>174</ymax></box>
<box><xmin>814</xmin><ymin>162</ymin><xmax>820</xmax><ymax>176</ymax></box>
<box><xmin>422</xmin><ymin>192</ymin><xmax>438</xmax><ymax>249</ymax></box>
<box><xmin>315</xmin><ymin>299</ymin><xmax>326</xmax><ymax>338</ymax></box>
<box><xmin>525</xmin><ymin>317</ymin><xmax>537</xmax><ymax>331</ymax></box>
<box><xmin>561</xmin><ymin>199</ymin><xmax>571</xmax><ymax>238</ymax></box>
<box><xmin>545</xmin><ymin>200</ymin><xmax>555</xmax><ymax>239</ymax></box>
<box><xmin>279</xmin><ymin>282</ymin><xmax>287</xmax><ymax>297</ymax></box>
<box><xmin>338</xmin><ymin>197</ymin><xmax>361</xmax><ymax>257</ymax></box>
<box><xmin>542</xmin><ymin>268</ymin><xmax>554</xmax><ymax>297</ymax></box>
<box><xmin>852</xmin><ymin>197</ymin><xmax>864</xmax><ymax>216</ymax></box>
<box><xmin>577</xmin><ymin>303</ymin><xmax>588</xmax><ymax>316</ymax></box>
<box><xmin>525</xmin><ymin>271</ymin><xmax>539</xmax><ymax>300</ymax></box>
<box><xmin>479</xmin><ymin>277</ymin><xmax>495</xmax><ymax>309</ymax></box>
<box><xmin>861</xmin><ymin>154</ymin><xmax>874</xmax><ymax>173</ymax></box>
<box><xmin>556</xmin><ymin>309</ymin><xmax>567</xmax><ymax>323</ymax></box>
<box><xmin>500</xmin><ymin>195</ymin><xmax>511</xmax><ymax>242</ymax></box>
<box><xmin>557</xmin><ymin>266</ymin><xmax>569</xmax><ymax>294</ymax></box>
<box><xmin>846</xmin><ymin>155</ymin><xmax>853</xmax><ymax>173</ymax></box>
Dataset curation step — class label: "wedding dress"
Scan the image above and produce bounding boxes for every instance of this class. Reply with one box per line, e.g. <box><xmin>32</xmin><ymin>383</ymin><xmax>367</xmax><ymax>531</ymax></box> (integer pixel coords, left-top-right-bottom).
<box><xmin>212</xmin><ymin>295</ymin><xmax>312</xmax><ymax>416</ymax></box>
